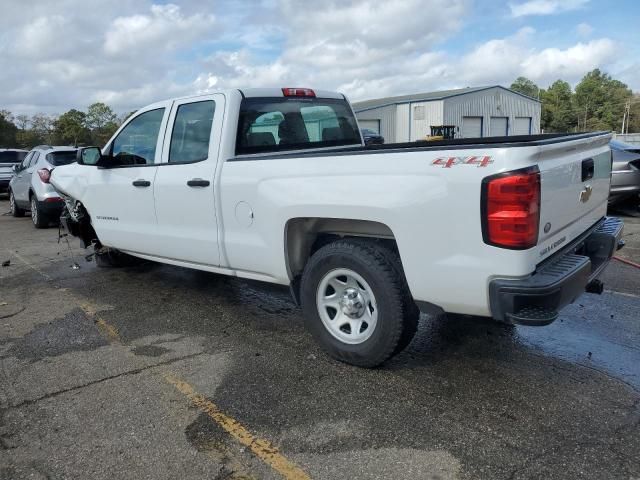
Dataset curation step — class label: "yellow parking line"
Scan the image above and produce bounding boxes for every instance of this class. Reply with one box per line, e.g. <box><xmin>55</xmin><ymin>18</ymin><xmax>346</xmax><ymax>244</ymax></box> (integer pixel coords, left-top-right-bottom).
<box><xmin>70</xmin><ymin>295</ymin><xmax>307</xmax><ymax>478</ymax></box>
<box><xmin>164</xmin><ymin>373</ymin><xmax>311</xmax><ymax>480</ymax></box>
<box><xmin>77</xmin><ymin>300</ymin><xmax>121</xmax><ymax>343</ymax></box>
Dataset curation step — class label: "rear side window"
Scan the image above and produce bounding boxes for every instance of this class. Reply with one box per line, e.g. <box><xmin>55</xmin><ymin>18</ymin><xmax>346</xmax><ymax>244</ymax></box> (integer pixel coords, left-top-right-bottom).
<box><xmin>28</xmin><ymin>152</ymin><xmax>40</xmax><ymax>167</ymax></box>
<box><xmin>169</xmin><ymin>101</ymin><xmax>215</xmax><ymax>163</ymax></box>
<box><xmin>46</xmin><ymin>151</ymin><xmax>77</xmax><ymax>166</ymax></box>
<box><xmin>236</xmin><ymin>97</ymin><xmax>361</xmax><ymax>155</ymax></box>
<box><xmin>0</xmin><ymin>151</ymin><xmax>27</xmax><ymax>163</ymax></box>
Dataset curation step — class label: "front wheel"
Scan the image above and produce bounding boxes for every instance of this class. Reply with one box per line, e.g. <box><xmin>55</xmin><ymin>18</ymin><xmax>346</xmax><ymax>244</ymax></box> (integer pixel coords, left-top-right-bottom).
<box><xmin>300</xmin><ymin>239</ymin><xmax>419</xmax><ymax>367</ymax></box>
<box><xmin>9</xmin><ymin>190</ymin><xmax>25</xmax><ymax>217</ymax></box>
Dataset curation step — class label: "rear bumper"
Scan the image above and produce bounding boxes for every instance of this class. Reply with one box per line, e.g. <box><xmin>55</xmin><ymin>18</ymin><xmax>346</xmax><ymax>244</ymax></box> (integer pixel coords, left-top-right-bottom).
<box><xmin>37</xmin><ymin>198</ymin><xmax>64</xmax><ymax>216</ymax></box>
<box><xmin>489</xmin><ymin>216</ymin><xmax>624</xmax><ymax>326</ymax></box>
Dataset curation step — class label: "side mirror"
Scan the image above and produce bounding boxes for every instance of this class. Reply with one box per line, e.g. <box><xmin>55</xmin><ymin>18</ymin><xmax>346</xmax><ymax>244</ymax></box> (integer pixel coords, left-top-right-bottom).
<box><xmin>12</xmin><ymin>164</ymin><xmax>18</xmax><ymax>173</ymax></box>
<box><xmin>77</xmin><ymin>146</ymin><xmax>102</xmax><ymax>166</ymax></box>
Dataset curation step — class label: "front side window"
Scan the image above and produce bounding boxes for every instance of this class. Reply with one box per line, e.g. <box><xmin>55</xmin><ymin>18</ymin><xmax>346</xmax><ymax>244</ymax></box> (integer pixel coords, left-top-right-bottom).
<box><xmin>19</xmin><ymin>152</ymin><xmax>33</xmax><ymax>170</ymax></box>
<box><xmin>169</xmin><ymin>101</ymin><xmax>215</xmax><ymax>163</ymax></box>
<box><xmin>111</xmin><ymin>108</ymin><xmax>165</xmax><ymax>165</ymax></box>
<box><xmin>236</xmin><ymin>97</ymin><xmax>361</xmax><ymax>155</ymax></box>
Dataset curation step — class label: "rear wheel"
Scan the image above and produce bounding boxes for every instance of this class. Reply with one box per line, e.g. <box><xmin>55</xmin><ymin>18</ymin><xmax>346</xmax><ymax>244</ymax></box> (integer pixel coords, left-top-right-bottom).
<box><xmin>300</xmin><ymin>239</ymin><xmax>419</xmax><ymax>367</ymax></box>
<box><xmin>9</xmin><ymin>190</ymin><xmax>25</xmax><ymax>217</ymax></box>
<box><xmin>30</xmin><ymin>196</ymin><xmax>49</xmax><ymax>228</ymax></box>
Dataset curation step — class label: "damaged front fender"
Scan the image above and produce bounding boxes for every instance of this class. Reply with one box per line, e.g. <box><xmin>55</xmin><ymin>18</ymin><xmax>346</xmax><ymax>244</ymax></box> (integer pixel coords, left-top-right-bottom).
<box><xmin>51</xmin><ymin>164</ymin><xmax>99</xmax><ymax>248</ymax></box>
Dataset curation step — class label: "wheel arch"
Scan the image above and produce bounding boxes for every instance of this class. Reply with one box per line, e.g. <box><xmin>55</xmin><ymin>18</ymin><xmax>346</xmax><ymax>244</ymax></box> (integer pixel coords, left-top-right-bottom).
<box><xmin>284</xmin><ymin>217</ymin><xmax>401</xmax><ymax>303</ymax></box>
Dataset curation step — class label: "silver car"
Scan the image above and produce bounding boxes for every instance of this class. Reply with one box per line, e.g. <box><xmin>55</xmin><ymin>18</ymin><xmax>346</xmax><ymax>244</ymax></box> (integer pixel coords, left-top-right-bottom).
<box><xmin>9</xmin><ymin>145</ymin><xmax>77</xmax><ymax>228</ymax></box>
<box><xmin>610</xmin><ymin>139</ymin><xmax>640</xmax><ymax>204</ymax></box>
<box><xmin>0</xmin><ymin>149</ymin><xmax>28</xmax><ymax>194</ymax></box>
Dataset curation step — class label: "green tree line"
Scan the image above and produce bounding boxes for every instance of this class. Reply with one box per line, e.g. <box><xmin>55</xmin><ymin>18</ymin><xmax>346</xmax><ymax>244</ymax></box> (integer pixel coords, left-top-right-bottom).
<box><xmin>510</xmin><ymin>69</ymin><xmax>639</xmax><ymax>133</ymax></box>
<box><xmin>0</xmin><ymin>103</ymin><xmax>136</xmax><ymax>149</ymax></box>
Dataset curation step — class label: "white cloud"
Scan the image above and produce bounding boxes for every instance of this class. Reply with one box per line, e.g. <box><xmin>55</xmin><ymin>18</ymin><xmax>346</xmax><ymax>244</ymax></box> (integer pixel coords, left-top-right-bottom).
<box><xmin>521</xmin><ymin>39</ymin><xmax>615</xmax><ymax>80</ymax></box>
<box><xmin>0</xmin><ymin>0</ymin><xmax>634</xmax><ymax>117</ymax></box>
<box><xmin>576</xmin><ymin>22</ymin><xmax>593</xmax><ymax>37</ymax></box>
<box><xmin>509</xmin><ymin>0</ymin><xmax>589</xmax><ymax>18</ymax></box>
<box><xmin>104</xmin><ymin>4</ymin><xmax>214</xmax><ymax>56</ymax></box>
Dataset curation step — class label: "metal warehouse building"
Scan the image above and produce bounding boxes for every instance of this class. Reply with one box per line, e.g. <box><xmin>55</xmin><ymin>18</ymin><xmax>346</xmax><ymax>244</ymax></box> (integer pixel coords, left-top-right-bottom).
<box><xmin>352</xmin><ymin>86</ymin><xmax>541</xmax><ymax>143</ymax></box>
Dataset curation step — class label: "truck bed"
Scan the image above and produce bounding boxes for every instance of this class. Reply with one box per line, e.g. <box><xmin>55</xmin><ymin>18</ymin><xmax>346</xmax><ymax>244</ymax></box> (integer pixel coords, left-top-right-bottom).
<box><xmin>230</xmin><ymin>132</ymin><xmax>609</xmax><ymax>160</ymax></box>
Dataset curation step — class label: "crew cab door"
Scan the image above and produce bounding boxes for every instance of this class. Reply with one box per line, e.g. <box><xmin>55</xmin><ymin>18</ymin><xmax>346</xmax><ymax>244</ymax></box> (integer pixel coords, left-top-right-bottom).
<box><xmin>87</xmin><ymin>104</ymin><xmax>170</xmax><ymax>253</ymax></box>
<box><xmin>151</xmin><ymin>94</ymin><xmax>225</xmax><ymax>266</ymax></box>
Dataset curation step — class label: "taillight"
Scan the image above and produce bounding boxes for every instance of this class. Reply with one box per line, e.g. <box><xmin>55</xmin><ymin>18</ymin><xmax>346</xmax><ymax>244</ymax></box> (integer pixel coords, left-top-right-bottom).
<box><xmin>481</xmin><ymin>167</ymin><xmax>540</xmax><ymax>249</ymax></box>
<box><xmin>38</xmin><ymin>168</ymin><xmax>51</xmax><ymax>184</ymax></box>
<box><xmin>282</xmin><ymin>87</ymin><xmax>316</xmax><ymax>97</ymax></box>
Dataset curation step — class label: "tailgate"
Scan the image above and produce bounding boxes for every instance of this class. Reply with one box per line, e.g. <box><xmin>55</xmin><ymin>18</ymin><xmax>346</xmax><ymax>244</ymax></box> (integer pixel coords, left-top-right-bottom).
<box><xmin>536</xmin><ymin>132</ymin><xmax>612</xmax><ymax>261</ymax></box>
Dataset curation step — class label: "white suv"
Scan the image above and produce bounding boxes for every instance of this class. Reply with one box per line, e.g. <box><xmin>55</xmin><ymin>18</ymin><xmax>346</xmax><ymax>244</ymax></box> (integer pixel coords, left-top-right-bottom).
<box><xmin>9</xmin><ymin>145</ymin><xmax>77</xmax><ymax>228</ymax></box>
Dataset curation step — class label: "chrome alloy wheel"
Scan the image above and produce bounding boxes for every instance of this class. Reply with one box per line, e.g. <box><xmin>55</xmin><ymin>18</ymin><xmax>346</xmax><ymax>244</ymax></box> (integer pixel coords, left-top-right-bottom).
<box><xmin>31</xmin><ymin>197</ymin><xmax>38</xmax><ymax>225</ymax></box>
<box><xmin>316</xmin><ymin>268</ymin><xmax>378</xmax><ymax>345</ymax></box>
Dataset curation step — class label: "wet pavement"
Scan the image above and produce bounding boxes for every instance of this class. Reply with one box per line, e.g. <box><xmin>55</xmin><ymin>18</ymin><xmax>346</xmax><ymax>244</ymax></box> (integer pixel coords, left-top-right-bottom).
<box><xmin>1</xmin><ymin>197</ymin><xmax>639</xmax><ymax>480</ymax></box>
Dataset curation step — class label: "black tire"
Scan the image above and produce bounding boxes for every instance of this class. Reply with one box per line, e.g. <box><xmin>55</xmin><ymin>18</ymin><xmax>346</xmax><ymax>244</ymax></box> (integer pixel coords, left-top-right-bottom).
<box><xmin>9</xmin><ymin>190</ymin><xmax>25</xmax><ymax>217</ymax></box>
<box><xmin>94</xmin><ymin>247</ymin><xmax>140</xmax><ymax>268</ymax></box>
<box><xmin>300</xmin><ymin>239</ymin><xmax>419</xmax><ymax>367</ymax></box>
<box><xmin>30</xmin><ymin>195</ymin><xmax>49</xmax><ymax>228</ymax></box>
<box><xmin>377</xmin><ymin>245</ymin><xmax>420</xmax><ymax>355</ymax></box>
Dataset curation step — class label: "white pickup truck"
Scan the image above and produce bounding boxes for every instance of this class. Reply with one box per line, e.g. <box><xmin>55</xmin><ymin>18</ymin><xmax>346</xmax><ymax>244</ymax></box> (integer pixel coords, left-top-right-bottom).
<box><xmin>50</xmin><ymin>87</ymin><xmax>624</xmax><ymax>367</ymax></box>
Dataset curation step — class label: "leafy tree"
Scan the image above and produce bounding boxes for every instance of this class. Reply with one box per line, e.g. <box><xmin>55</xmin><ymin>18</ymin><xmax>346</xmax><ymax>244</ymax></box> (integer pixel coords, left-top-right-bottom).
<box><xmin>86</xmin><ymin>102</ymin><xmax>118</xmax><ymax>145</ymax></box>
<box><xmin>510</xmin><ymin>77</ymin><xmax>540</xmax><ymax>99</ymax></box>
<box><xmin>13</xmin><ymin>114</ymin><xmax>31</xmax><ymax>148</ymax></box>
<box><xmin>574</xmin><ymin>69</ymin><xmax>632</xmax><ymax>131</ymax></box>
<box><xmin>0</xmin><ymin>110</ymin><xmax>18</xmax><ymax>147</ymax></box>
<box><xmin>14</xmin><ymin>114</ymin><xmax>29</xmax><ymax>131</ymax></box>
<box><xmin>540</xmin><ymin>80</ymin><xmax>575</xmax><ymax>132</ymax></box>
<box><xmin>119</xmin><ymin>110</ymin><xmax>138</xmax><ymax>125</ymax></box>
<box><xmin>627</xmin><ymin>95</ymin><xmax>640</xmax><ymax>133</ymax></box>
<box><xmin>30</xmin><ymin>113</ymin><xmax>57</xmax><ymax>145</ymax></box>
<box><xmin>53</xmin><ymin>109</ymin><xmax>91</xmax><ymax>146</ymax></box>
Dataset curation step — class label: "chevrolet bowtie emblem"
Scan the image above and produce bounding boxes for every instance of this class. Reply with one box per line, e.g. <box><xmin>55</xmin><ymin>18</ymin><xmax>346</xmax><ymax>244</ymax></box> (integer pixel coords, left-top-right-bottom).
<box><xmin>579</xmin><ymin>184</ymin><xmax>593</xmax><ymax>203</ymax></box>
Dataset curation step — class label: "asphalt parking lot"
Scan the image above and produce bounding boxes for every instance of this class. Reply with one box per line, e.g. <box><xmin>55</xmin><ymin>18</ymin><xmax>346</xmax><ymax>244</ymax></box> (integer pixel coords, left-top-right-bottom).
<box><xmin>1</xmin><ymin>198</ymin><xmax>639</xmax><ymax>480</ymax></box>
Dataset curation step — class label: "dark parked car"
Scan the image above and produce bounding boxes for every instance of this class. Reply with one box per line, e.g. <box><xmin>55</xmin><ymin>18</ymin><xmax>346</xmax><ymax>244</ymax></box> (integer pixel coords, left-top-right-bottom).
<box><xmin>610</xmin><ymin>139</ymin><xmax>640</xmax><ymax>204</ymax></box>
<box><xmin>0</xmin><ymin>149</ymin><xmax>28</xmax><ymax>194</ymax></box>
<box><xmin>360</xmin><ymin>128</ymin><xmax>384</xmax><ymax>145</ymax></box>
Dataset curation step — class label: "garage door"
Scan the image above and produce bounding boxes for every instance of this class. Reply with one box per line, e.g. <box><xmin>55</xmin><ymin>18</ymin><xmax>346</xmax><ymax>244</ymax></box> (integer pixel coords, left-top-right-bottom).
<box><xmin>490</xmin><ymin>117</ymin><xmax>508</xmax><ymax>137</ymax></box>
<box><xmin>462</xmin><ymin>116</ymin><xmax>482</xmax><ymax>138</ymax></box>
<box><xmin>358</xmin><ymin>119</ymin><xmax>380</xmax><ymax>134</ymax></box>
<box><xmin>513</xmin><ymin>117</ymin><xmax>532</xmax><ymax>135</ymax></box>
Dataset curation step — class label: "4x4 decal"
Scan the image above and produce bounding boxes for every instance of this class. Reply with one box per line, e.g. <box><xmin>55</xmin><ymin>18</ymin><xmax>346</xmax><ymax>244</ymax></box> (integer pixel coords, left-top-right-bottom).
<box><xmin>431</xmin><ymin>156</ymin><xmax>493</xmax><ymax>168</ymax></box>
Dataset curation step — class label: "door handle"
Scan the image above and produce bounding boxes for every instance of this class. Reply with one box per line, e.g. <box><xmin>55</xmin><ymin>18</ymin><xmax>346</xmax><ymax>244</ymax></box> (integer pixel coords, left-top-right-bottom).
<box><xmin>132</xmin><ymin>179</ymin><xmax>151</xmax><ymax>187</ymax></box>
<box><xmin>187</xmin><ymin>178</ymin><xmax>210</xmax><ymax>187</ymax></box>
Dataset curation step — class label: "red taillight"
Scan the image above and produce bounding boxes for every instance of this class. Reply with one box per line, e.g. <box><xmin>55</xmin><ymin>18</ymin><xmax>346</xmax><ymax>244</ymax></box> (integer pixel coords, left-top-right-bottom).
<box><xmin>282</xmin><ymin>87</ymin><xmax>316</xmax><ymax>97</ymax></box>
<box><xmin>481</xmin><ymin>168</ymin><xmax>540</xmax><ymax>249</ymax></box>
<box><xmin>38</xmin><ymin>168</ymin><xmax>51</xmax><ymax>184</ymax></box>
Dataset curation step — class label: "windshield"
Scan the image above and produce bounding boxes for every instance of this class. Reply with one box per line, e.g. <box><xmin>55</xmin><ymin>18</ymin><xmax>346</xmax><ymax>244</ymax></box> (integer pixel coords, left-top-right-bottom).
<box><xmin>0</xmin><ymin>151</ymin><xmax>27</xmax><ymax>164</ymax></box>
<box><xmin>236</xmin><ymin>97</ymin><xmax>361</xmax><ymax>155</ymax></box>
<box><xmin>46</xmin><ymin>151</ymin><xmax>77</xmax><ymax>166</ymax></box>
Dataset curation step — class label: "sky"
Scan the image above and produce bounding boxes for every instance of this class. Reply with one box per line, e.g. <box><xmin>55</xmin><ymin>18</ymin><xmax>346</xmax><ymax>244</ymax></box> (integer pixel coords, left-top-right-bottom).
<box><xmin>0</xmin><ymin>0</ymin><xmax>638</xmax><ymax>115</ymax></box>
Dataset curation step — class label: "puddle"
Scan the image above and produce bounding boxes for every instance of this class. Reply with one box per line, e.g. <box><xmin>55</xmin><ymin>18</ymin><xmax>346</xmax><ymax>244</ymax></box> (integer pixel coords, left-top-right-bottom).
<box><xmin>6</xmin><ymin>309</ymin><xmax>108</xmax><ymax>361</ymax></box>
<box><xmin>515</xmin><ymin>293</ymin><xmax>640</xmax><ymax>390</ymax></box>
